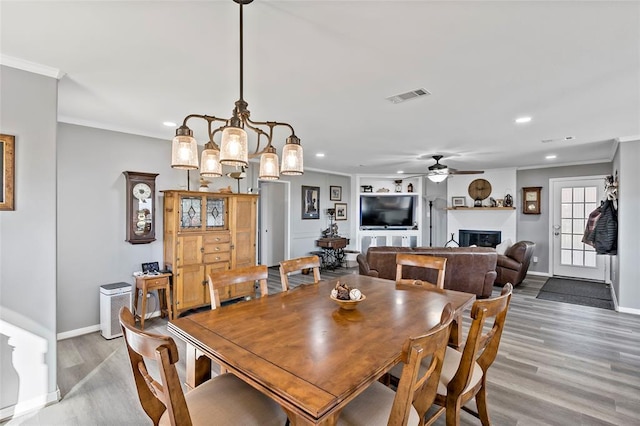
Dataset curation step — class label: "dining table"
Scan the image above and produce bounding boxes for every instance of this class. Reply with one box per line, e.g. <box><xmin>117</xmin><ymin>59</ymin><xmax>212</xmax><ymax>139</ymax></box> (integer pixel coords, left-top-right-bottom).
<box><xmin>168</xmin><ymin>273</ymin><xmax>475</xmax><ymax>426</ymax></box>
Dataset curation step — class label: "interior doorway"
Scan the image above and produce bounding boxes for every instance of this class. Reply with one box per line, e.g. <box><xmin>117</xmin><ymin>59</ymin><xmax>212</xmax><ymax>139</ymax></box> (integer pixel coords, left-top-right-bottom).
<box><xmin>258</xmin><ymin>180</ymin><xmax>290</xmax><ymax>267</ymax></box>
<box><xmin>551</xmin><ymin>176</ymin><xmax>607</xmax><ymax>281</ymax></box>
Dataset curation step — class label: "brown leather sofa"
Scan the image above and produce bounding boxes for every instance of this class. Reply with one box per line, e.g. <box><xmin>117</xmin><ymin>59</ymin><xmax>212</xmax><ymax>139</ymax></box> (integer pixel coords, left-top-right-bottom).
<box><xmin>495</xmin><ymin>241</ymin><xmax>535</xmax><ymax>286</ymax></box>
<box><xmin>357</xmin><ymin>246</ymin><xmax>497</xmax><ymax>298</ymax></box>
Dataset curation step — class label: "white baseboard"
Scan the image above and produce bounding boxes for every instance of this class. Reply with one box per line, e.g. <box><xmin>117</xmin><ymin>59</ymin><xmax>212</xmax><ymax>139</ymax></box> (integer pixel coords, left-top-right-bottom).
<box><xmin>57</xmin><ymin>324</ymin><xmax>100</xmax><ymax>340</ymax></box>
<box><xmin>526</xmin><ymin>271</ymin><xmax>551</xmax><ymax>277</ymax></box>
<box><xmin>617</xmin><ymin>306</ymin><xmax>640</xmax><ymax>315</ymax></box>
<box><xmin>57</xmin><ymin>309</ymin><xmax>161</xmax><ymax>341</ymax></box>
<box><xmin>0</xmin><ymin>388</ymin><xmax>60</xmax><ymax>422</ymax></box>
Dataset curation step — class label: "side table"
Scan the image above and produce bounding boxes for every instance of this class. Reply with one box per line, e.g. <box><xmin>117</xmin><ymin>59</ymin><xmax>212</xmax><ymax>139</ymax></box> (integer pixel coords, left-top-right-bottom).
<box><xmin>315</xmin><ymin>237</ymin><xmax>350</xmax><ymax>270</ymax></box>
<box><xmin>133</xmin><ymin>273</ymin><xmax>172</xmax><ymax>330</ymax></box>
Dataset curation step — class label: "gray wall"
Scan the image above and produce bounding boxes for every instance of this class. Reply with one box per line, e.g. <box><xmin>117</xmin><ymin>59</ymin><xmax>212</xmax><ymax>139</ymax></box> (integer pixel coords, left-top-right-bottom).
<box><xmin>516</xmin><ymin>162</ymin><xmax>612</xmax><ymax>274</ymax></box>
<box><xmin>0</xmin><ymin>66</ymin><xmax>58</xmax><ymax>411</ymax></box>
<box><xmin>614</xmin><ymin>139</ymin><xmax>640</xmax><ymax>311</ymax></box>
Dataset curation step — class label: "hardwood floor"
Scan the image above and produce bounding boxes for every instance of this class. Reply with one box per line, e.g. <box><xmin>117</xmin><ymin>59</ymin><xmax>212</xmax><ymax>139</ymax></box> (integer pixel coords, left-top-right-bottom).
<box><xmin>3</xmin><ymin>268</ymin><xmax>639</xmax><ymax>425</ymax></box>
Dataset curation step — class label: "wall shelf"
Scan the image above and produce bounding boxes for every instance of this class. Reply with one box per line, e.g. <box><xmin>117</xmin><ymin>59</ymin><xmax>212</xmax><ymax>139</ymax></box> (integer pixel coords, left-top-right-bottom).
<box><xmin>447</xmin><ymin>207</ymin><xmax>515</xmax><ymax>210</ymax></box>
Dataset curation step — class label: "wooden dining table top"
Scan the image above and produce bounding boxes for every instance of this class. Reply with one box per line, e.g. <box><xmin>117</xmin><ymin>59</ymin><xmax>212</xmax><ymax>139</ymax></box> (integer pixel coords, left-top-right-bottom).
<box><xmin>168</xmin><ymin>273</ymin><xmax>475</xmax><ymax>425</ymax></box>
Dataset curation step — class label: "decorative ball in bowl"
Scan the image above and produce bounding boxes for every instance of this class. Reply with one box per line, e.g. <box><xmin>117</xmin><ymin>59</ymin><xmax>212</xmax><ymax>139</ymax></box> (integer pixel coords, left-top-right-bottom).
<box><xmin>330</xmin><ymin>283</ymin><xmax>365</xmax><ymax>310</ymax></box>
<box><xmin>330</xmin><ymin>293</ymin><xmax>366</xmax><ymax>310</ymax></box>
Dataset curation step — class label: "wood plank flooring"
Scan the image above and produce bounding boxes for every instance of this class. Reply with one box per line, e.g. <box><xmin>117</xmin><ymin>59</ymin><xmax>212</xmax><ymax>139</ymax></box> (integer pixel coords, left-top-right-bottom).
<box><xmin>3</xmin><ymin>268</ymin><xmax>639</xmax><ymax>425</ymax></box>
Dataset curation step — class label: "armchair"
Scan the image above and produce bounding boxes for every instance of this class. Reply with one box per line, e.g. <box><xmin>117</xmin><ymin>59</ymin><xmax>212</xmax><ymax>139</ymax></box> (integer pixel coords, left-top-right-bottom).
<box><xmin>495</xmin><ymin>241</ymin><xmax>535</xmax><ymax>286</ymax></box>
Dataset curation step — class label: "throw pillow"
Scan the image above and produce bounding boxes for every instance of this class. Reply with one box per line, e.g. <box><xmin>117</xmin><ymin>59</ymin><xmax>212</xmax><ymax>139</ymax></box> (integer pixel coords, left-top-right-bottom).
<box><xmin>496</xmin><ymin>239</ymin><xmax>513</xmax><ymax>255</ymax></box>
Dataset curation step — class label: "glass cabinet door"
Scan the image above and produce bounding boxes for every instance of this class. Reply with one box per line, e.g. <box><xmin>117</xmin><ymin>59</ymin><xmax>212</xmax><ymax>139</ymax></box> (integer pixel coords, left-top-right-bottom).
<box><xmin>206</xmin><ymin>197</ymin><xmax>225</xmax><ymax>229</ymax></box>
<box><xmin>180</xmin><ymin>196</ymin><xmax>203</xmax><ymax>229</ymax></box>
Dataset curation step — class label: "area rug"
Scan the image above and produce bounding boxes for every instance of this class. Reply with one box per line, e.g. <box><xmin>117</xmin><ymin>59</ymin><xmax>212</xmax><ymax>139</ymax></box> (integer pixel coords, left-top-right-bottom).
<box><xmin>536</xmin><ymin>277</ymin><xmax>614</xmax><ymax>310</ymax></box>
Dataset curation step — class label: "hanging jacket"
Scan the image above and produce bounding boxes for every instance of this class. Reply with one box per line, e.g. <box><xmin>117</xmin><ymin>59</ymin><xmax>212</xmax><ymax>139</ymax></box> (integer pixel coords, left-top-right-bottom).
<box><xmin>582</xmin><ymin>205</ymin><xmax>602</xmax><ymax>247</ymax></box>
<box><xmin>593</xmin><ymin>199</ymin><xmax>617</xmax><ymax>255</ymax></box>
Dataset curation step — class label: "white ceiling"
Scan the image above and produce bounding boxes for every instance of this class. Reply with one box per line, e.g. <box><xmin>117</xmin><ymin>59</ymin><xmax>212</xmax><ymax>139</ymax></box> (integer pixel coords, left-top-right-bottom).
<box><xmin>2</xmin><ymin>1</ymin><xmax>639</xmax><ymax>176</ymax></box>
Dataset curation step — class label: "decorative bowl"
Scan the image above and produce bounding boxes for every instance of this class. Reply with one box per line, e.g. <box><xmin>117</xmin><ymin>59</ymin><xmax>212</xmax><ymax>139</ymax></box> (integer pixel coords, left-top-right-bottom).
<box><xmin>330</xmin><ymin>294</ymin><xmax>366</xmax><ymax>310</ymax></box>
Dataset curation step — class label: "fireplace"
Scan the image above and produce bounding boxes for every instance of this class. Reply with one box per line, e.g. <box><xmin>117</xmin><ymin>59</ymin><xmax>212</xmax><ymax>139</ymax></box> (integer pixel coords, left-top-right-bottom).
<box><xmin>459</xmin><ymin>230</ymin><xmax>501</xmax><ymax>248</ymax></box>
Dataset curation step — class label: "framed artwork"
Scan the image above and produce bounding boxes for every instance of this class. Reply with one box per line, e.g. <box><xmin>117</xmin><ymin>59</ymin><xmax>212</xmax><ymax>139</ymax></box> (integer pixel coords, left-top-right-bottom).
<box><xmin>451</xmin><ymin>196</ymin><xmax>466</xmax><ymax>208</ymax></box>
<box><xmin>0</xmin><ymin>134</ymin><xmax>15</xmax><ymax>211</ymax></box>
<box><xmin>301</xmin><ymin>185</ymin><xmax>320</xmax><ymax>219</ymax></box>
<box><xmin>335</xmin><ymin>203</ymin><xmax>347</xmax><ymax>220</ymax></box>
<box><xmin>330</xmin><ymin>185</ymin><xmax>342</xmax><ymax>201</ymax></box>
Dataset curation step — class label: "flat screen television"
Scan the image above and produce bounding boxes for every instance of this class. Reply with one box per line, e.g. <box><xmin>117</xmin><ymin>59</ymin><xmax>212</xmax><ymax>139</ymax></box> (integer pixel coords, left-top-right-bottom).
<box><xmin>360</xmin><ymin>195</ymin><xmax>415</xmax><ymax>229</ymax></box>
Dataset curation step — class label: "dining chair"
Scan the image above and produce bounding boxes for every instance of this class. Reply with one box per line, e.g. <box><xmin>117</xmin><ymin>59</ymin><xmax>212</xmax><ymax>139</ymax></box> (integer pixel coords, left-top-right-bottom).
<box><xmin>424</xmin><ymin>283</ymin><xmax>513</xmax><ymax>426</ymax></box>
<box><xmin>279</xmin><ymin>255</ymin><xmax>321</xmax><ymax>291</ymax></box>
<box><xmin>395</xmin><ymin>253</ymin><xmax>447</xmax><ymax>289</ymax></box>
<box><xmin>337</xmin><ymin>304</ymin><xmax>455</xmax><ymax>426</ymax></box>
<box><xmin>207</xmin><ymin>264</ymin><xmax>269</xmax><ymax>309</ymax></box>
<box><xmin>118</xmin><ymin>307</ymin><xmax>287</xmax><ymax>426</ymax></box>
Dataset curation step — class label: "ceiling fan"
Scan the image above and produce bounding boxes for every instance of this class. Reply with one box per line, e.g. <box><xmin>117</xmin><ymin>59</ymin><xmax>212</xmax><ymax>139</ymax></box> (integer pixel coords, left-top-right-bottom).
<box><xmin>403</xmin><ymin>155</ymin><xmax>484</xmax><ymax>182</ymax></box>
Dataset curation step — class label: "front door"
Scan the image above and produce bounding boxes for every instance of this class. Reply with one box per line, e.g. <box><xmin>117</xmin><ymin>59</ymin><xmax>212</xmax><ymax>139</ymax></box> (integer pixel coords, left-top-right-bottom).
<box><xmin>551</xmin><ymin>177</ymin><xmax>606</xmax><ymax>281</ymax></box>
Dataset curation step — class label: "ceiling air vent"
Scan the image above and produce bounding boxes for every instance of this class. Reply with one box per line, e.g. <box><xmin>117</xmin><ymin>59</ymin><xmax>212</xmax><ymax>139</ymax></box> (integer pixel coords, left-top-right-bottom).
<box><xmin>386</xmin><ymin>88</ymin><xmax>431</xmax><ymax>104</ymax></box>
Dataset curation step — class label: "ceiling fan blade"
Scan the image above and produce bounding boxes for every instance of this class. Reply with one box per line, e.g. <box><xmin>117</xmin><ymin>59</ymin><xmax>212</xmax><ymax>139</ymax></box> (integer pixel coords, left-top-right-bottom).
<box><xmin>449</xmin><ymin>170</ymin><xmax>484</xmax><ymax>175</ymax></box>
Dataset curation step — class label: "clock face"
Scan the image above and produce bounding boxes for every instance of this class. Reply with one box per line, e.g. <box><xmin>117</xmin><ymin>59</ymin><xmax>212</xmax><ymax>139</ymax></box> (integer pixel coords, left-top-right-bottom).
<box><xmin>526</xmin><ymin>191</ymin><xmax>537</xmax><ymax>201</ymax></box>
<box><xmin>133</xmin><ymin>183</ymin><xmax>152</xmax><ymax>201</ymax></box>
<box><xmin>468</xmin><ymin>179</ymin><xmax>492</xmax><ymax>201</ymax></box>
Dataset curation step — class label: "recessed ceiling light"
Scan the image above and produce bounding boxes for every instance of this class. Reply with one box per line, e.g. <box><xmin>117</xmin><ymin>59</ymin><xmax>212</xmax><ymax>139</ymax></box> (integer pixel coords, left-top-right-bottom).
<box><xmin>163</xmin><ymin>121</ymin><xmax>177</xmax><ymax>127</ymax></box>
<box><xmin>396</xmin><ymin>170</ymin><xmax>404</xmax><ymax>174</ymax></box>
<box><xmin>316</xmin><ymin>153</ymin><xmax>325</xmax><ymax>157</ymax></box>
<box><xmin>546</xmin><ymin>155</ymin><xmax>557</xmax><ymax>159</ymax></box>
<box><xmin>515</xmin><ymin>116</ymin><xmax>532</xmax><ymax>124</ymax></box>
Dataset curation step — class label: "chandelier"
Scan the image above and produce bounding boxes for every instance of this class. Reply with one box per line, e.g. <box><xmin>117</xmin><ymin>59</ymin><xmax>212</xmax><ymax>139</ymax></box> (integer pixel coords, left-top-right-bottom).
<box><xmin>171</xmin><ymin>0</ymin><xmax>303</xmax><ymax>180</ymax></box>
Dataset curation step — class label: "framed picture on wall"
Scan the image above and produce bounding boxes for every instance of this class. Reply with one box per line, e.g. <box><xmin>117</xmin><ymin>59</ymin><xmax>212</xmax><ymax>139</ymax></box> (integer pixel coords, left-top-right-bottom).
<box><xmin>330</xmin><ymin>185</ymin><xmax>342</xmax><ymax>201</ymax></box>
<box><xmin>0</xmin><ymin>134</ymin><xmax>15</xmax><ymax>211</ymax></box>
<box><xmin>335</xmin><ymin>203</ymin><xmax>347</xmax><ymax>221</ymax></box>
<box><xmin>301</xmin><ymin>185</ymin><xmax>320</xmax><ymax>219</ymax></box>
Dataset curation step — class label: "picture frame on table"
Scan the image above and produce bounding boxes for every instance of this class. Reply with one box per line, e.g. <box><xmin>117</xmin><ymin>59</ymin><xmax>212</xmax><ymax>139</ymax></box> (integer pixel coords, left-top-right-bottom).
<box><xmin>335</xmin><ymin>203</ymin><xmax>347</xmax><ymax>221</ymax></box>
<box><xmin>0</xmin><ymin>134</ymin><xmax>15</xmax><ymax>211</ymax></box>
<box><xmin>302</xmin><ymin>185</ymin><xmax>320</xmax><ymax>219</ymax></box>
<box><xmin>330</xmin><ymin>185</ymin><xmax>342</xmax><ymax>201</ymax></box>
<box><xmin>451</xmin><ymin>196</ymin><xmax>466</xmax><ymax>208</ymax></box>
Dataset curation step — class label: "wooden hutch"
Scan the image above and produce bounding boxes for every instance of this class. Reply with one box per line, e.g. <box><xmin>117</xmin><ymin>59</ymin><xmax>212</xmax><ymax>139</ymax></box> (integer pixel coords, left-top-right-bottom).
<box><xmin>162</xmin><ymin>190</ymin><xmax>258</xmax><ymax>316</ymax></box>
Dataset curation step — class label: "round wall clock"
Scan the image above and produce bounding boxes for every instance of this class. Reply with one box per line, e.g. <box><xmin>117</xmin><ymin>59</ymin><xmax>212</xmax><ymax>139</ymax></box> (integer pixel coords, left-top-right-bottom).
<box><xmin>123</xmin><ymin>171</ymin><xmax>159</xmax><ymax>244</ymax></box>
<box><xmin>468</xmin><ymin>179</ymin><xmax>492</xmax><ymax>205</ymax></box>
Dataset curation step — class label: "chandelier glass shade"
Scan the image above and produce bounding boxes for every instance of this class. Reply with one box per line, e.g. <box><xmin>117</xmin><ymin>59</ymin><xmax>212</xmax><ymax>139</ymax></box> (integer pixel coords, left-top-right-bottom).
<box><xmin>170</xmin><ymin>0</ymin><xmax>303</xmax><ymax>180</ymax></box>
<box><xmin>199</xmin><ymin>143</ymin><xmax>222</xmax><ymax>177</ymax></box>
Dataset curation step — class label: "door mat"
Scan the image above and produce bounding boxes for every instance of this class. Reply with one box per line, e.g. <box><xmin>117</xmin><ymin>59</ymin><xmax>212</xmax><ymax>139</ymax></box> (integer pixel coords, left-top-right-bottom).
<box><xmin>536</xmin><ymin>277</ymin><xmax>614</xmax><ymax>310</ymax></box>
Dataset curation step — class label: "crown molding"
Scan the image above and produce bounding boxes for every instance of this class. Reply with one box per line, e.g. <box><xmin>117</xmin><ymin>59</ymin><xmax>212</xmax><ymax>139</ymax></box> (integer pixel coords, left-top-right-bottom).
<box><xmin>0</xmin><ymin>55</ymin><xmax>65</xmax><ymax>79</ymax></box>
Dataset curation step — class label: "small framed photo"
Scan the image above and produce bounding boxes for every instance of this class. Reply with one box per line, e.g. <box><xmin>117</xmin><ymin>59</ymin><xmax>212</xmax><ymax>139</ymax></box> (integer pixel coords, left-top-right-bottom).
<box><xmin>330</xmin><ymin>185</ymin><xmax>342</xmax><ymax>201</ymax></box>
<box><xmin>334</xmin><ymin>203</ymin><xmax>347</xmax><ymax>220</ymax></box>
<box><xmin>451</xmin><ymin>196</ymin><xmax>467</xmax><ymax>208</ymax></box>
<box><xmin>302</xmin><ymin>185</ymin><xmax>320</xmax><ymax>219</ymax></box>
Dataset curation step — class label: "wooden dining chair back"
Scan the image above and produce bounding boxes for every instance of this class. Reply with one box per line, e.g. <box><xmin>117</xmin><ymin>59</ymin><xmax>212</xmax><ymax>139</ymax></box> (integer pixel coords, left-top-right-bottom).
<box><xmin>337</xmin><ymin>304</ymin><xmax>455</xmax><ymax>426</ymax></box>
<box><xmin>425</xmin><ymin>283</ymin><xmax>514</xmax><ymax>426</ymax></box>
<box><xmin>207</xmin><ymin>264</ymin><xmax>269</xmax><ymax>310</ymax></box>
<box><xmin>395</xmin><ymin>253</ymin><xmax>447</xmax><ymax>289</ymax></box>
<box><xmin>119</xmin><ymin>306</ymin><xmax>287</xmax><ymax>426</ymax></box>
<box><xmin>279</xmin><ymin>255</ymin><xmax>321</xmax><ymax>291</ymax></box>
<box><xmin>120</xmin><ymin>306</ymin><xmax>186</xmax><ymax>425</ymax></box>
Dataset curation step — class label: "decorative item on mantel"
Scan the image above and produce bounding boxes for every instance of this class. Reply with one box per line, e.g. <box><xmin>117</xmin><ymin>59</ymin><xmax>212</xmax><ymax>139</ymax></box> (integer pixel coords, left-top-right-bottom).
<box><xmin>504</xmin><ymin>189</ymin><xmax>513</xmax><ymax>207</ymax></box>
<box><xmin>407</xmin><ymin>183</ymin><xmax>413</xmax><ymax>193</ymax></box>
<box><xmin>376</xmin><ymin>187</ymin><xmax>390</xmax><ymax>193</ymax></box>
<box><xmin>394</xmin><ymin>180</ymin><xmax>403</xmax><ymax>192</ymax></box>
<box><xmin>361</xmin><ymin>185</ymin><xmax>373</xmax><ymax>193</ymax></box>
<box><xmin>170</xmin><ymin>0</ymin><xmax>303</xmax><ymax>181</ymax></box>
